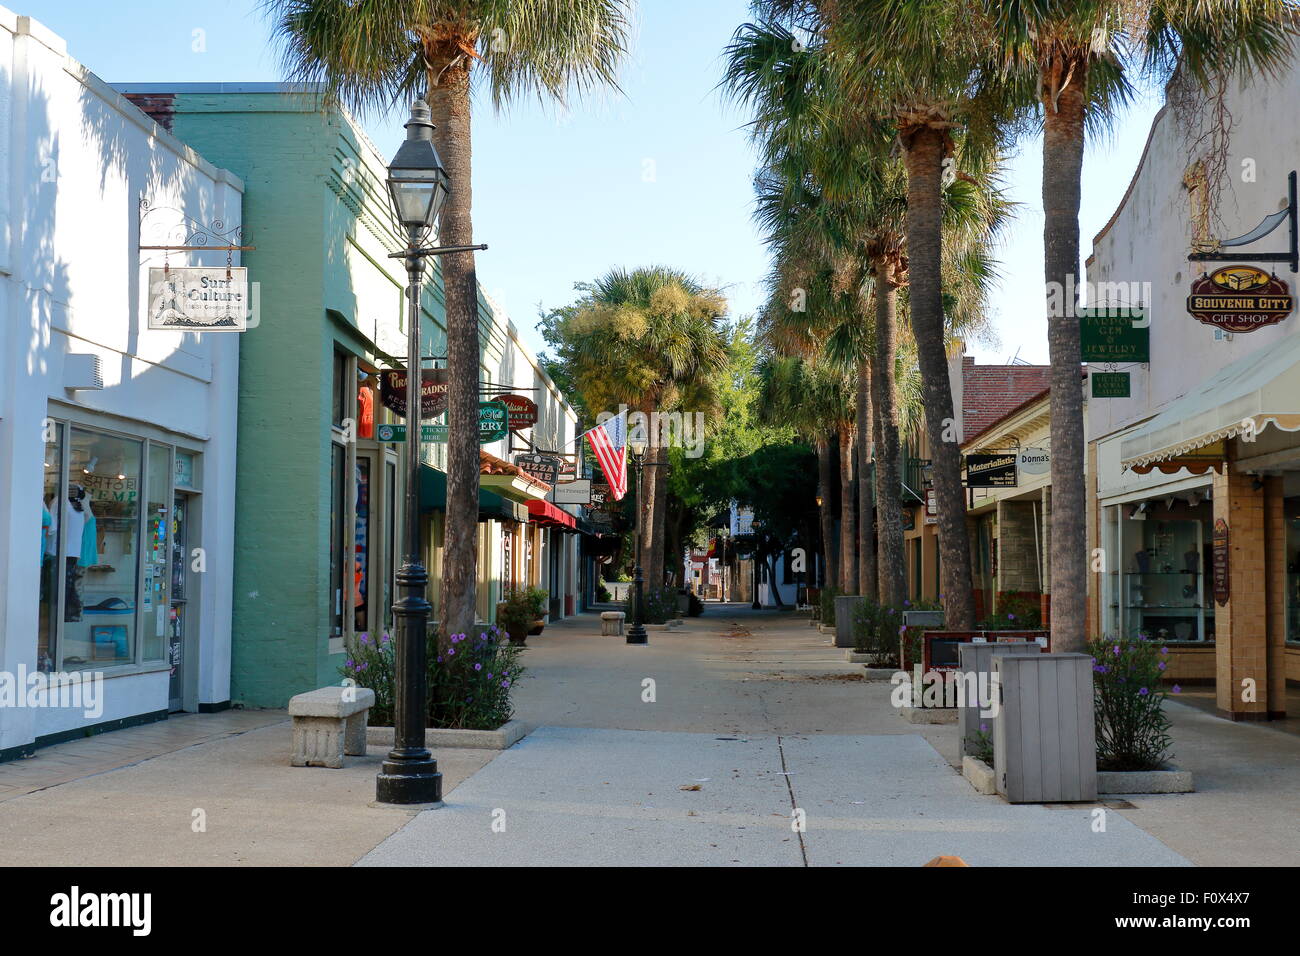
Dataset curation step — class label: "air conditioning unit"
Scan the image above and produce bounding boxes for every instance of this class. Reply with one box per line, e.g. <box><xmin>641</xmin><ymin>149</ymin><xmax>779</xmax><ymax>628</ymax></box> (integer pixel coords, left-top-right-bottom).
<box><xmin>64</xmin><ymin>354</ymin><xmax>104</xmax><ymax>391</ymax></box>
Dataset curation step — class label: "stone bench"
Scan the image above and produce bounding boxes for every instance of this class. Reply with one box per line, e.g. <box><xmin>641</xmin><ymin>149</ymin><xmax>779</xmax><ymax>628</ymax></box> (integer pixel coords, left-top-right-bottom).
<box><xmin>600</xmin><ymin>611</ymin><xmax>625</xmax><ymax>636</ymax></box>
<box><xmin>289</xmin><ymin>686</ymin><xmax>376</xmax><ymax>768</ymax></box>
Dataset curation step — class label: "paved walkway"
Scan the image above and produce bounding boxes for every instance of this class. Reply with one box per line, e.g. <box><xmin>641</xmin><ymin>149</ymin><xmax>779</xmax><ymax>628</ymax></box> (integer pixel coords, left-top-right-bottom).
<box><xmin>3</xmin><ymin>604</ymin><xmax>1297</xmax><ymax>865</ymax></box>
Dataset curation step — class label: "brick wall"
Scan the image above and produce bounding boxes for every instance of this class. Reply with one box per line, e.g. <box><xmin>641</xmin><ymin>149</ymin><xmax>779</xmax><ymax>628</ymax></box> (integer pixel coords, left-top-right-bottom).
<box><xmin>1213</xmin><ymin>462</ymin><xmax>1269</xmax><ymax>718</ymax></box>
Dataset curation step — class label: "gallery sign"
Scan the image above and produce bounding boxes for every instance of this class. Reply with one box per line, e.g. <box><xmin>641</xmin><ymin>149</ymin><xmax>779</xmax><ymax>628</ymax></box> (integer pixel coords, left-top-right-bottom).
<box><xmin>381</xmin><ymin>368</ymin><xmax>448</xmax><ymax>420</ymax></box>
<box><xmin>496</xmin><ymin>394</ymin><xmax>539</xmax><ymax>430</ymax></box>
<box><xmin>148</xmin><ymin>267</ymin><xmax>249</xmax><ymax>331</ymax></box>
<box><xmin>964</xmin><ymin>453</ymin><xmax>1017</xmax><ymax>488</ymax></box>
<box><xmin>479</xmin><ymin>401</ymin><xmax>508</xmax><ymax>444</ymax></box>
<box><xmin>1091</xmin><ymin>371</ymin><xmax>1131</xmax><ymax>398</ymax></box>
<box><xmin>1187</xmin><ymin>266</ymin><xmax>1293</xmax><ymax>333</ymax></box>
<box><xmin>1079</xmin><ymin>307</ymin><xmax>1149</xmax><ymax>363</ymax></box>
<box><xmin>515</xmin><ymin>453</ymin><xmax>561</xmax><ymax>486</ymax></box>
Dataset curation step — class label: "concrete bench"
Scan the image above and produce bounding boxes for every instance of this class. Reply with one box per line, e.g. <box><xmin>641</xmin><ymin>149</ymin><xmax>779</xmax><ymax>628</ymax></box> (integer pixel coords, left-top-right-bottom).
<box><xmin>289</xmin><ymin>686</ymin><xmax>375</xmax><ymax>768</ymax></box>
<box><xmin>600</xmin><ymin>611</ymin><xmax>625</xmax><ymax>636</ymax></box>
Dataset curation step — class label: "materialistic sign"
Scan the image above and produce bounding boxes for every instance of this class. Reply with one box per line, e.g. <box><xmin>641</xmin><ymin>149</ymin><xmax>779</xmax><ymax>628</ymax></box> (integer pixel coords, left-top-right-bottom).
<box><xmin>375</xmin><ymin>423</ymin><xmax>447</xmax><ymax>443</ymax></box>
<box><xmin>553</xmin><ymin>479</ymin><xmax>592</xmax><ymax>505</ymax></box>
<box><xmin>1079</xmin><ymin>307</ymin><xmax>1150</xmax><ymax>363</ymax></box>
<box><xmin>515</xmin><ymin>453</ymin><xmax>561</xmax><ymax>486</ymax></box>
<box><xmin>964</xmin><ymin>453</ymin><xmax>1017</xmax><ymax>488</ymax></box>
<box><xmin>1213</xmin><ymin>518</ymin><xmax>1230</xmax><ymax>606</ymax></box>
<box><xmin>148</xmin><ymin>267</ymin><xmax>249</xmax><ymax>331</ymax></box>
<box><xmin>380</xmin><ymin>368</ymin><xmax>448</xmax><ymax>420</ymax></box>
<box><xmin>1091</xmin><ymin>372</ymin><xmax>1131</xmax><ymax>398</ymax></box>
<box><xmin>1187</xmin><ymin>266</ymin><xmax>1294</xmax><ymax>333</ymax></box>
<box><xmin>496</xmin><ymin>394</ymin><xmax>539</xmax><ymax>431</ymax></box>
<box><xmin>1016</xmin><ymin>447</ymin><xmax>1051</xmax><ymax>475</ymax></box>
<box><xmin>479</xmin><ymin>401</ymin><xmax>508</xmax><ymax>444</ymax></box>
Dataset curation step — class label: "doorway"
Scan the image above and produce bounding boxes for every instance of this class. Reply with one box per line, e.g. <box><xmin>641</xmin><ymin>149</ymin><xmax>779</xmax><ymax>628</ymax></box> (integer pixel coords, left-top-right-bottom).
<box><xmin>168</xmin><ymin>492</ymin><xmax>192</xmax><ymax>712</ymax></box>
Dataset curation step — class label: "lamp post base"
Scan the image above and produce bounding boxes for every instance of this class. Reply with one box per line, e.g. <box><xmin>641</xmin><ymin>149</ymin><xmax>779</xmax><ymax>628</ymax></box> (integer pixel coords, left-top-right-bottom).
<box><xmin>626</xmin><ymin>626</ymin><xmax>648</xmax><ymax>645</ymax></box>
<box><xmin>376</xmin><ymin>753</ymin><xmax>443</xmax><ymax>805</ymax></box>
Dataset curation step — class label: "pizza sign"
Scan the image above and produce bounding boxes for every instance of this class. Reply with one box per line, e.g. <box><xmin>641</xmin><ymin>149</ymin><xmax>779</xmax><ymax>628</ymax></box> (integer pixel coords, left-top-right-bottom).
<box><xmin>1187</xmin><ymin>266</ymin><xmax>1293</xmax><ymax>333</ymax></box>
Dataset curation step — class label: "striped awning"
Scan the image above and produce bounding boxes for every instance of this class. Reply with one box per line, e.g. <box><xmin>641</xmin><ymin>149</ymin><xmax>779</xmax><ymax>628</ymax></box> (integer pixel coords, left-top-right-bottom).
<box><xmin>1120</xmin><ymin>333</ymin><xmax>1300</xmax><ymax>473</ymax></box>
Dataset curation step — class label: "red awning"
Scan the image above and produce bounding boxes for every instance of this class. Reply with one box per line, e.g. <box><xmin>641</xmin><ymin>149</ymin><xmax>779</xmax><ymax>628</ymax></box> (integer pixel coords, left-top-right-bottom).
<box><xmin>526</xmin><ymin>499</ymin><xmax>577</xmax><ymax>530</ymax></box>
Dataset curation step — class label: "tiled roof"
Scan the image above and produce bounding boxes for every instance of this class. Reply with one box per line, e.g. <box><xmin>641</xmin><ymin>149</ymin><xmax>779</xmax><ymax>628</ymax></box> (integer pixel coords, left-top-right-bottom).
<box><xmin>962</xmin><ymin>357</ymin><xmax>1052</xmax><ymax>442</ymax></box>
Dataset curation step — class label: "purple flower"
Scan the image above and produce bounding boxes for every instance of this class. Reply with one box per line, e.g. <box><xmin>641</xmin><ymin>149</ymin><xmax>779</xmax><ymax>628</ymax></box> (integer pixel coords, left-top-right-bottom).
<box><xmin>1157</xmin><ymin>661</ymin><xmax>1167</xmax><ymax>670</ymax></box>
<box><xmin>1172</xmin><ymin>684</ymin><xmax>1182</xmax><ymax>694</ymax></box>
<box><xmin>436</xmin><ymin>656</ymin><xmax>443</xmax><ymax>664</ymax></box>
<box><xmin>474</xmin><ymin>662</ymin><xmax>482</xmax><ymax>671</ymax></box>
<box><xmin>448</xmin><ymin>647</ymin><xmax>455</xmax><ymax>656</ymax></box>
<box><xmin>1008</xmin><ymin>613</ymin><xmax>1016</xmax><ymax>621</ymax></box>
<box><xmin>1138</xmin><ymin>687</ymin><xmax>1149</xmax><ymax>695</ymax></box>
<box><xmin>501</xmin><ymin>680</ymin><xmax>511</xmax><ymax>688</ymax></box>
<box><xmin>1112</xmin><ymin>645</ymin><xmax>1120</xmax><ymax>656</ymax></box>
<box><xmin>979</xmin><ymin>723</ymin><xmax>988</xmax><ymax>733</ymax></box>
<box><xmin>479</xmin><ymin>632</ymin><xmax>488</xmax><ymax>641</ymax></box>
<box><xmin>360</xmin><ymin>633</ymin><xmax>371</xmax><ymax>644</ymax></box>
<box><xmin>381</xmin><ymin>632</ymin><xmax>390</xmax><ymax>643</ymax></box>
<box><xmin>903</xmin><ymin>599</ymin><xmax>911</xmax><ymax>607</ymax></box>
<box><xmin>1093</xmin><ymin>665</ymin><xmax>1107</xmax><ymax>673</ymax></box>
<box><xmin>1160</xmin><ymin>646</ymin><xmax>1169</xmax><ymax>655</ymax></box>
<box><xmin>345</xmin><ymin>658</ymin><xmax>354</xmax><ymax>668</ymax></box>
<box><xmin>487</xmin><ymin>672</ymin><xmax>493</xmax><ymax>680</ymax></box>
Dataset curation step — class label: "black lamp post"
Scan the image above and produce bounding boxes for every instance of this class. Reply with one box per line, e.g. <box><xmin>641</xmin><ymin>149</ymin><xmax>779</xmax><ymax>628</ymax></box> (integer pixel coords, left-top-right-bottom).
<box><xmin>626</xmin><ymin>437</ymin><xmax>649</xmax><ymax>645</ymax></box>
<box><xmin>375</xmin><ymin>99</ymin><xmax>484</xmax><ymax>806</ymax></box>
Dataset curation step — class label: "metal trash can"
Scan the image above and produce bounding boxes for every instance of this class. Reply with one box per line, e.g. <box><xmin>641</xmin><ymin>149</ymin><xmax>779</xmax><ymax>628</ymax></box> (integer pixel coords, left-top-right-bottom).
<box><xmin>993</xmin><ymin>653</ymin><xmax>1097</xmax><ymax>803</ymax></box>
<box><xmin>956</xmin><ymin>641</ymin><xmax>1042</xmax><ymax>757</ymax></box>
<box><xmin>833</xmin><ymin>595</ymin><xmax>862</xmax><ymax>648</ymax></box>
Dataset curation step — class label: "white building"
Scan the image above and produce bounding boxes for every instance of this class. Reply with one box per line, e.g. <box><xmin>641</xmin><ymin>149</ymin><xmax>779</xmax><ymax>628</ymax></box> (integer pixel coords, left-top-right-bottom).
<box><xmin>1085</xmin><ymin>59</ymin><xmax>1300</xmax><ymax>718</ymax></box>
<box><xmin>0</xmin><ymin>12</ymin><xmax>242</xmax><ymax>758</ymax></box>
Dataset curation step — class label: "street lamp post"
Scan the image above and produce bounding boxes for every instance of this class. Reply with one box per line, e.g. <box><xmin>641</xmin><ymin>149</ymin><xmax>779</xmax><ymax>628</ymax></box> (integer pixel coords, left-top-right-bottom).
<box><xmin>375</xmin><ymin>99</ymin><xmax>479</xmax><ymax>806</ymax></box>
<box><xmin>626</xmin><ymin>437</ymin><xmax>649</xmax><ymax>645</ymax></box>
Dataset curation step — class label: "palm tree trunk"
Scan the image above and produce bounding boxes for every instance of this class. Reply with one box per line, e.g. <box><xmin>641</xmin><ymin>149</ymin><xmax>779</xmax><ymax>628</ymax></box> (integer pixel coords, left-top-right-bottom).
<box><xmin>428</xmin><ymin>59</ymin><xmax>479</xmax><ymax>647</ymax></box>
<box><xmin>1042</xmin><ymin>67</ymin><xmax>1089</xmax><ymax>652</ymax></box>
<box><xmin>857</xmin><ymin>359</ymin><xmax>877</xmax><ymax>599</ymax></box>
<box><xmin>816</xmin><ymin>437</ymin><xmax>838</xmax><ymax>589</ymax></box>
<box><xmin>901</xmin><ymin>124</ymin><xmax>976</xmax><ymax>628</ymax></box>
<box><xmin>872</xmin><ymin>266</ymin><xmax>906</xmax><ymax>606</ymax></box>
<box><xmin>838</xmin><ymin>423</ymin><xmax>855</xmax><ymax>592</ymax></box>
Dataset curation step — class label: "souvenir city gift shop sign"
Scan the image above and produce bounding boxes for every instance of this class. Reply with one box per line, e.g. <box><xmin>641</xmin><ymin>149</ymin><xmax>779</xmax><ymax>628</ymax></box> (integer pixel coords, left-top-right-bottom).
<box><xmin>1187</xmin><ymin>266</ymin><xmax>1294</xmax><ymax>333</ymax></box>
<box><xmin>1080</xmin><ymin>307</ymin><xmax>1149</xmax><ymax>363</ymax></box>
<box><xmin>148</xmin><ymin>267</ymin><xmax>249</xmax><ymax>331</ymax></box>
<box><xmin>380</xmin><ymin>368</ymin><xmax>448</xmax><ymax>419</ymax></box>
<box><xmin>964</xmin><ymin>453</ymin><xmax>1017</xmax><ymax>488</ymax></box>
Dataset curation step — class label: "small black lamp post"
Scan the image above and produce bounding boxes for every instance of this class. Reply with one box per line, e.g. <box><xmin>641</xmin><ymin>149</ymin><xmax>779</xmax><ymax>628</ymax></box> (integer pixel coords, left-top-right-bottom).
<box><xmin>375</xmin><ymin>99</ymin><xmax>484</xmax><ymax>806</ymax></box>
<box><xmin>626</xmin><ymin>436</ymin><xmax>650</xmax><ymax>644</ymax></box>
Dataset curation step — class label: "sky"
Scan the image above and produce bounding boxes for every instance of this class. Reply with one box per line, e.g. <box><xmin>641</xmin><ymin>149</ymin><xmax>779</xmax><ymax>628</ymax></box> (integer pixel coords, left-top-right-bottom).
<box><xmin>22</xmin><ymin>0</ymin><xmax>1165</xmax><ymax>365</ymax></box>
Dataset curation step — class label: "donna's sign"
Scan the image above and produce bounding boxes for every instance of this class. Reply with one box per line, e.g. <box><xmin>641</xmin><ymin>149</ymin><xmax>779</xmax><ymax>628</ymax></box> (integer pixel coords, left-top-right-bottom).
<box><xmin>1188</xmin><ymin>266</ymin><xmax>1293</xmax><ymax>333</ymax></box>
<box><xmin>148</xmin><ymin>267</ymin><xmax>249</xmax><ymax>331</ymax></box>
<box><xmin>1017</xmin><ymin>447</ymin><xmax>1051</xmax><ymax>475</ymax></box>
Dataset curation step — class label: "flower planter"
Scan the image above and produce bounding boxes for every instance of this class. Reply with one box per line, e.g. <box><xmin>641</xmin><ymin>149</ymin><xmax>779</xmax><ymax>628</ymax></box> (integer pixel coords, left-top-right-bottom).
<box><xmin>366</xmin><ymin>720</ymin><xmax>529</xmax><ymax>751</ymax></box>
<box><xmin>1097</xmin><ymin>768</ymin><xmax>1194</xmax><ymax>794</ymax></box>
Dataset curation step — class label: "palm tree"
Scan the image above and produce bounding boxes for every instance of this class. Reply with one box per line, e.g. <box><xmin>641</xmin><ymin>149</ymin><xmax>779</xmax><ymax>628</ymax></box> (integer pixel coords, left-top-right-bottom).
<box><xmin>550</xmin><ymin>267</ymin><xmax>730</xmax><ymax>590</ymax></box>
<box><xmin>976</xmin><ymin>0</ymin><xmax>1298</xmax><ymax>650</ymax></box>
<box><xmin>266</xmin><ymin>0</ymin><xmax>632</xmax><ymax>643</ymax></box>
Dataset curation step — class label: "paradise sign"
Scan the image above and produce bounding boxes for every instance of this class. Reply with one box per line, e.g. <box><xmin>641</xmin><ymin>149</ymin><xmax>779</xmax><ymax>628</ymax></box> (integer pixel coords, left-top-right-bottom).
<box><xmin>1187</xmin><ymin>266</ymin><xmax>1293</xmax><ymax>333</ymax></box>
<box><xmin>381</xmin><ymin>368</ymin><xmax>448</xmax><ymax>420</ymax></box>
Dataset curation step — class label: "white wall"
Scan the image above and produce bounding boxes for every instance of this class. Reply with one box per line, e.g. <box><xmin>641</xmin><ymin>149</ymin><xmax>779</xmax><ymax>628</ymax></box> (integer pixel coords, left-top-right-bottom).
<box><xmin>0</xmin><ymin>10</ymin><xmax>242</xmax><ymax>750</ymax></box>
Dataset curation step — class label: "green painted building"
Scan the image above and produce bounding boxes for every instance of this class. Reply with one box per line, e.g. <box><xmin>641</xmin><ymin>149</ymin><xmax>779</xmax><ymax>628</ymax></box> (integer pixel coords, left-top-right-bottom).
<box><xmin>116</xmin><ymin>84</ymin><xmax>585</xmax><ymax>707</ymax></box>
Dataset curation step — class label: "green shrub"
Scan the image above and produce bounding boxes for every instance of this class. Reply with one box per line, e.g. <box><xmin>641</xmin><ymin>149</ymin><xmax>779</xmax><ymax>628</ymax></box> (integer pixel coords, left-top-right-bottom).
<box><xmin>979</xmin><ymin>592</ymin><xmax>1042</xmax><ymax>630</ymax></box>
<box><xmin>1087</xmin><ymin>634</ymin><xmax>1177</xmax><ymax>771</ymax></box>
<box><xmin>596</xmin><ymin>582</ymin><xmax>612</xmax><ymax>602</ymax></box>
<box><xmin>498</xmin><ymin>586</ymin><xmax>547</xmax><ymax>640</ymax></box>
<box><xmin>819</xmin><ymin>585</ymin><xmax>841</xmax><ymax>626</ymax></box>
<box><xmin>968</xmin><ymin>722</ymin><xmax>994</xmax><ymax>766</ymax></box>
<box><xmin>687</xmin><ymin>592</ymin><xmax>704</xmax><ymax>617</ymax></box>
<box><xmin>340</xmin><ymin>626</ymin><xmax>526</xmax><ymax>731</ymax></box>
<box><xmin>852</xmin><ymin>599</ymin><xmax>904</xmax><ymax>666</ymax></box>
<box><xmin>623</xmin><ymin>586</ymin><xmax>678</xmax><ymax>625</ymax></box>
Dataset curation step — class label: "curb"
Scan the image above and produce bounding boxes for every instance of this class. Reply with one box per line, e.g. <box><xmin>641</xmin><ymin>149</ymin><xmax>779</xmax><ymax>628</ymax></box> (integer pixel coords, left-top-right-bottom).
<box><xmin>366</xmin><ymin>720</ymin><xmax>530</xmax><ymax>751</ymax></box>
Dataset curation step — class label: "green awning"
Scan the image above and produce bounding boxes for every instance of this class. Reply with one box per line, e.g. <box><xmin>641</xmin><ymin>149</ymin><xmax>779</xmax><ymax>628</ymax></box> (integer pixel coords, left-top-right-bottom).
<box><xmin>420</xmin><ymin>465</ymin><xmax>528</xmax><ymax>522</ymax></box>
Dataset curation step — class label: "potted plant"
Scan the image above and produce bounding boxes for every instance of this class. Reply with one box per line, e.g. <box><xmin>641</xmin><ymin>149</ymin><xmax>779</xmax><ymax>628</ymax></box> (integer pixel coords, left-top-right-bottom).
<box><xmin>498</xmin><ymin>586</ymin><xmax>547</xmax><ymax>645</ymax></box>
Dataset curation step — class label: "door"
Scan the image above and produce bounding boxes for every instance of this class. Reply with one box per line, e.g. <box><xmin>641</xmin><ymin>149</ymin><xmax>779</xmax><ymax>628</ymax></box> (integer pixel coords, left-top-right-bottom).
<box><xmin>168</xmin><ymin>493</ymin><xmax>191</xmax><ymax>712</ymax></box>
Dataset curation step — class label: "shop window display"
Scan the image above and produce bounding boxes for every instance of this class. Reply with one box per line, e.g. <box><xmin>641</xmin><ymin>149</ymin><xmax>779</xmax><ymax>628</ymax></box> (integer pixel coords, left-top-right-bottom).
<box><xmin>39</xmin><ymin>423</ymin><xmax>64</xmax><ymax>671</ymax></box>
<box><xmin>65</xmin><ymin>428</ymin><xmax>141</xmax><ymax>669</ymax></box>
<box><xmin>1120</xmin><ymin>508</ymin><xmax>1215</xmax><ymax>642</ymax></box>
<box><xmin>1286</xmin><ymin>500</ymin><xmax>1300</xmax><ymax>642</ymax></box>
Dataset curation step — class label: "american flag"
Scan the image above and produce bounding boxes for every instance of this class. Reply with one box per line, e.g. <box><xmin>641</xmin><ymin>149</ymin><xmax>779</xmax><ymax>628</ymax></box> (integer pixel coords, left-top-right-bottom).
<box><xmin>584</xmin><ymin>411</ymin><xmax>627</xmax><ymax>500</ymax></box>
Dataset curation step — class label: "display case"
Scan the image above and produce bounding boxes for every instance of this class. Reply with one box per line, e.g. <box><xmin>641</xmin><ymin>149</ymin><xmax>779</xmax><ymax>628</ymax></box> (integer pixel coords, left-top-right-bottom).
<box><xmin>1121</xmin><ymin>515</ymin><xmax>1214</xmax><ymax>642</ymax></box>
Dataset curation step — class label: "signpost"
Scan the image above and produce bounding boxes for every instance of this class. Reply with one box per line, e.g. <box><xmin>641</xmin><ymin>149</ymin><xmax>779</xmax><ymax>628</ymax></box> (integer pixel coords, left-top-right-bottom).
<box><xmin>380</xmin><ymin>368</ymin><xmax>448</xmax><ymax>420</ymax></box>
<box><xmin>1079</xmin><ymin>307</ymin><xmax>1149</xmax><ymax>363</ymax></box>
<box><xmin>1090</xmin><ymin>372</ymin><xmax>1131</xmax><ymax>398</ymax></box>
<box><xmin>148</xmin><ymin>267</ymin><xmax>249</xmax><ymax>331</ymax></box>
<box><xmin>964</xmin><ymin>453</ymin><xmax>1017</xmax><ymax>488</ymax></box>
<box><xmin>1213</xmin><ymin>518</ymin><xmax>1230</xmax><ymax>606</ymax></box>
<box><xmin>1187</xmin><ymin>266</ymin><xmax>1293</xmax><ymax>333</ymax></box>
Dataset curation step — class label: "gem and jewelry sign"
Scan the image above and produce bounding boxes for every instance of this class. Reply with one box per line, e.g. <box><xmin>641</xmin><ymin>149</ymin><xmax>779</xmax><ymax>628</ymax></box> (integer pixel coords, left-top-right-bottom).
<box><xmin>148</xmin><ymin>267</ymin><xmax>249</xmax><ymax>331</ymax></box>
<box><xmin>1079</xmin><ymin>307</ymin><xmax>1149</xmax><ymax>362</ymax></box>
<box><xmin>1188</xmin><ymin>266</ymin><xmax>1293</xmax><ymax>333</ymax></box>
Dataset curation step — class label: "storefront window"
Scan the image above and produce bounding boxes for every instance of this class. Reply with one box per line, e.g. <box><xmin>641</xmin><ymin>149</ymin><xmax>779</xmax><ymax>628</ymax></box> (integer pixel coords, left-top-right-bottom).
<box><xmin>330</xmin><ymin>443</ymin><xmax>345</xmax><ymax>636</ymax></box>
<box><xmin>1285</xmin><ymin>499</ymin><xmax>1300</xmax><ymax>642</ymax></box>
<box><xmin>65</xmin><ymin>428</ymin><xmax>142</xmax><ymax>670</ymax></box>
<box><xmin>354</xmin><ymin>458</ymin><xmax>370</xmax><ymax>633</ymax></box>
<box><xmin>142</xmin><ymin>443</ymin><xmax>171</xmax><ymax>662</ymax></box>
<box><xmin>1120</xmin><ymin>506</ymin><xmax>1214</xmax><ymax>642</ymax></box>
<box><xmin>39</xmin><ymin>422</ymin><xmax>64</xmax><ymax>671</ymax></box>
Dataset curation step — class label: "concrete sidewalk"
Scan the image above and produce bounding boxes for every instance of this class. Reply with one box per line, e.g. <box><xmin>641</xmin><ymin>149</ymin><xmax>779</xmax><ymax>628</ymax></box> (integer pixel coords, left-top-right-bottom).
<box><xmin>358</xmin><ymin>726</ymin><xmax>1188</xmax><ymax>867</ymax></box>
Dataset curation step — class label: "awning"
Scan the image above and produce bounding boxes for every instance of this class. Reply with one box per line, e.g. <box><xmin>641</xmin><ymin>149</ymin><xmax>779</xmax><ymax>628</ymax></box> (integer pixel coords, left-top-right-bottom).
<box><xmin>420</xmin><ymin>466</ymin><xmax>529</xmax><ymax>522</ymax></box>
<box><xmin>479</xmin><ymin>449</ymin><xmax>551</xmax><ymax>502</ymax></box>
<box><xmin>526</xmin><ymin>499</ymin><xmax>577</xmax><ymax>530</ymax></box>
<box><xmin>1119</xmin><ymin>333</ymin><xmax>1300</xmax><ymax>473</ymax></box>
